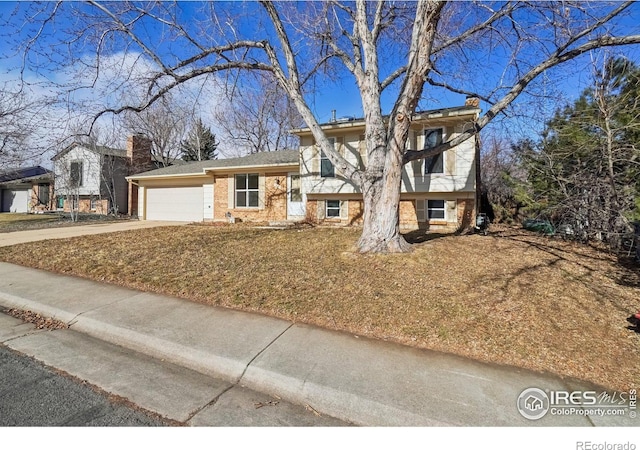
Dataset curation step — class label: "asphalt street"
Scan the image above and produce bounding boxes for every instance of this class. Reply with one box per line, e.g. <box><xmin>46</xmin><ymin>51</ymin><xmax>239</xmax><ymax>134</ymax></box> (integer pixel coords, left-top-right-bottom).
<box><xmin>0</xmin><ymin>311</ymin><xmax>349</xmax><ymax>426</ymax></box>
<box><xmin>0</xmin><ymin>344</ymin><xmax>167</xmax><ymax>426</ymax></box>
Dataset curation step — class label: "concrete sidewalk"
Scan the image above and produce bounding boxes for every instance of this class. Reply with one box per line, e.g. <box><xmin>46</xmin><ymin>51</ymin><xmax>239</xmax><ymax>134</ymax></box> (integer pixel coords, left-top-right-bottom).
<box><xmin>0</xmin><ymin>220</ymin><xmax>185</xmax><ymax>247</ymax></box>
<box><xmin>0</xmin><ymin>262</ymin><xmax>634</xmax><ymax>426</ymax></box>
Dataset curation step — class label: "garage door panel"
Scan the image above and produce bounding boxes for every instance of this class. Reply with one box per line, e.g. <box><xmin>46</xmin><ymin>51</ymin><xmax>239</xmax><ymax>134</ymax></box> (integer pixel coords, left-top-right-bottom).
<box><xmin>2</xmin><ymin>189</ymin><xmax>29</xmax><ymax>213</ymax></box>
<box><xmin>145</xmin><ymin>186</ymin><xmax>203</xmax><ymax>222</ymax></box>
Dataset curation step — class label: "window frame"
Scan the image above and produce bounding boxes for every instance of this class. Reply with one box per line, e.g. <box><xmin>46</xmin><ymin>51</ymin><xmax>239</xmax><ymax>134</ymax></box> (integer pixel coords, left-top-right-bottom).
<box><xmin>325</xmin><ymin>200</ymin><xmax>341</xmax><ymax>218</ymax></box>
<box><xmin>320</xmin><ymin>137</ymin><xmax>336</xmax><ymax>178</ymax></box>
<box><xmin>423</xmin><ymin>128</ymin><xmax>445</xmax><ymax>175</ymax></box>
<box><xmin>37</xmin><ymin>183</ymin><xmax>50</xmax><ymax>206</ymax></box>
<box><xmin>235</xmin><ymin>173</ymin><xmax>260</xmax><ymax>208</ymax></box>
<box><xmin>70</xmin><ymin>161</ymin><xmax>83</xmax><ymax>187</ymax></box>
<box><xmin>289</xmin><ymin>174</ymin><xmax>302</xmax><ymax>203</ymax></box>
<box><xmin>427</xmin><ymin>199</ymin><xmax>446</xmax><ymax>220</ymax></box>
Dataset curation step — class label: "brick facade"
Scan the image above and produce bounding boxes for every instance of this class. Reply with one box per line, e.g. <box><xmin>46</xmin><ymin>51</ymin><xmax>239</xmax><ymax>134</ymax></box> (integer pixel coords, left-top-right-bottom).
<box><xmin>308</xmin><ymin>197</ymin><xmax>475</xmax><ymax>231</ymax></box>
<box><xmin>213</xmin><ymin>173</ymin><xmax>289</xmax><ymax>223</ymax></box>
<box><xmin>127</xmin><ymin>135</ymin><xmax>153</xmax><ymax>216</ymax></box>
<box><xmin>62</xmin><ymin>197</ymin><xmax>109</xmax><ymax>214</ymax></box>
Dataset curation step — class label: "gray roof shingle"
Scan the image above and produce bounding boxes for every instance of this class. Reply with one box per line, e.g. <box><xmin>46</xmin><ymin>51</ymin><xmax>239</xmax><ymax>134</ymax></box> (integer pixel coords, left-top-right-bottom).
<box><xmin>129</xmin><ymin>149</ymin><xmax>300</xmax><ymax>178</ymax></box>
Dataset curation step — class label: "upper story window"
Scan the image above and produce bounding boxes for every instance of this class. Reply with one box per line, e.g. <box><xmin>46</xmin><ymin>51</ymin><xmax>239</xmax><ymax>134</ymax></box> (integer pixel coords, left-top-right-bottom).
<box><xmin>320</xmin><ymin>138</ymin><xmax>336</xmax><ymax>178</ymax></box>
<box><xmin>70</xmin><ymin>161</ymin><xmax>83</xmax><ymax>187</ymax></box>
<box><xmin>235</xmin><ymin>173</ymin><xmax>259</xmax><ymax>208</ymax></box>
<box><xmin>423</xmin><ymin>128</ymin><xmax>444</xmax><ymax>175</ymax></box>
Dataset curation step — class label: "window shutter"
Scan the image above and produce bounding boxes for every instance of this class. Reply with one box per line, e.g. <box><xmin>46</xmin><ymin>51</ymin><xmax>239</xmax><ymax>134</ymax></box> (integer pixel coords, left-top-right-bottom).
<box><xmin>445</xmin><ymin>127</ymin><xmax>456</xmax><ymax>175</ymax></box>
<box><xmin>340</xmin><ymin>200</ymin><xmax>348</xmax><ymax>220</ymax></box>
<box><xmin>416</xmin><ymin>199</ymin><xmax>425</xmax><ymax>221</ymax></box>
<box><xmin>335</xmin><ymin>137</ymin><xmax>345</xmax><ymax>175</ymax></box>
<box><xmin>412</xmin><ymin>160</ymin><xmax>423</xmax><ymax>177</ymax></box>
<box><xmin>317</xmin><ymin>200</ymin><xmax>326</xmax><ymax>220</ymax></box>
<box><xmin>258</xmin><ymin>173</ymin><xmax>266</xmax><ymax>209</ymax></box>
<box><xmin>227</xmin><ymin>175</ymin><xmax>234</xmax><ymax>209</ymax></box>
<box><xmin>447</xmin><ymin>200</ymin><xmax>456</xmax><ymax>221</ymax></box>
<box><xmin>311</xmin><ymin>142</ymin><xmax>319</xmax><ymax>174</ymax></box>
<box><xmin>358</xmin><ymin>135</ymin><xmax>366</xmax><ymax>162</ymax></box>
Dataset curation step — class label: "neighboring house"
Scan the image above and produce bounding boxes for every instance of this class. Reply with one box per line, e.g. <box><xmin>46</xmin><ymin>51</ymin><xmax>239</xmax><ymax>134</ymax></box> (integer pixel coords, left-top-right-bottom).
<box><xmin>127</xmin><ymin>100</ymin><xmax>480</xmax><ymax>230</ymax></box>
<box><xmin>0</xmin><ymin>166</ymin><xmax>54</xmax><ymax>213</ymax></box>
<box><xmin>52</xmin><ymin>135</ymin><xmax>165</xmax><ymax>215</ymax></box>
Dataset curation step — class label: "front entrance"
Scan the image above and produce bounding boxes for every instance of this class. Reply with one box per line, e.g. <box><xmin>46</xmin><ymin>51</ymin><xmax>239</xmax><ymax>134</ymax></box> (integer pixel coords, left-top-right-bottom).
<box><xmin>287</xmin><ymin>173</ymin><xmax>305</xmax><ymax>220</ymax></box>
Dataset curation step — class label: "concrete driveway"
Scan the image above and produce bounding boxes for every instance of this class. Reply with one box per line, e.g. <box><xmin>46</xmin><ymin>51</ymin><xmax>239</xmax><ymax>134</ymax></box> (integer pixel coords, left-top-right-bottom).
<box><xmin>0</xmin><ymin>220</ymin><xmax>186</xmax><ymax>247</ymax></box>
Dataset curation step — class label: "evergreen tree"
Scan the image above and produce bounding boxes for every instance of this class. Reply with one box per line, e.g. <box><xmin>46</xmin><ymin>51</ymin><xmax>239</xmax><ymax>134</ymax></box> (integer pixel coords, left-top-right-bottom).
<box><xmin>518</xmin><ymin>57</ymin><xmax>640</xmax><ymax>245</ymax></box>
<box><xmin>181</xmin><ymin>119</ymin><xmax>219</xmax><ymax>161</ymax></box>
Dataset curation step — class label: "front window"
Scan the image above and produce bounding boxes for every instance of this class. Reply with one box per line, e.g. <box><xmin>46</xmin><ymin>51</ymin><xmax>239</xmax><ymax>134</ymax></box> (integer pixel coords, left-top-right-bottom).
<box><xmin>290</xmin><ymin>174</ymin><xmax>302</xmax><ymax>202</ymax></box>
<box><xmin>427</xmin><ymin>200</ymin><xmax>446</xmax><ymax>220</ymax></box>
<box><xmin>38</xmin><ymin>183</ymin><xmax>50</xmax><ymax>205</ymax></box>
<box><xmin>424</xmin><ymin>129</ymin><xmax>444</xmax><ymax>174</ymax></box>
<box><xmin>235</xmin><ymin>173</ymin><xmax>259</xmax><ymax>208</ymax></box>
<box><xmin>90</xmin><ymin>197</ymin><xmax>98</xmax><ymax>210</ymax></box>
<box><xmin>320</xmin><ymin>138</ymin><xmax>335</xmax><ymax>178</ymax></box>
<box><xmin>326</xmin><ymin>200</ymin><xmax>341</xmax><ymax>218</ymax></box>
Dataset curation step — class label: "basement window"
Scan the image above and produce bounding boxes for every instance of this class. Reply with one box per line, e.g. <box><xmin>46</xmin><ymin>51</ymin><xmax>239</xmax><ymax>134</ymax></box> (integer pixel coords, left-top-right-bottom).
<box><xmin>427</xmin><ymin>200</ymin><xmax>446</xmax><ymax>220</ymax></box>
<box><xmin>326</xmin><ymin>200</ymin><xmax>341</xmax><ymax>218</ymax></box>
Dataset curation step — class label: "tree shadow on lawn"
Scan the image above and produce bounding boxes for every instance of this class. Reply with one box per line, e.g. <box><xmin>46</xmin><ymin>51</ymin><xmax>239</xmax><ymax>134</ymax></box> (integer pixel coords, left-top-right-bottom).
<box><xmin>493</xmin><ymin>229</ymin><xmax>639</xmax><ymax>313</ymax></box>
<box><xmin>616</xmin><ymin>256</ymin><xmax>640</xmax><ymax>288</ymax></box>
<box><xmin>402</xmin><ymin>229</ymin><xmax>451</xmax><ymax>244</ymax></box>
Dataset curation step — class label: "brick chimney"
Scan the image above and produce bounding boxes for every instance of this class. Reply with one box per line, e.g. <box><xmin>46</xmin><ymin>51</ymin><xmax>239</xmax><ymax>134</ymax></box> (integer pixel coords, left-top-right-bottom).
<box><xmin>465</xmin><ymin>95</ymin><xmax>480</xmax><ymax>108</ymax></box>
<box><xmin>127</xmin><ymin>134</ymin><xmax>152</xmax><ymax>217</ymax></box>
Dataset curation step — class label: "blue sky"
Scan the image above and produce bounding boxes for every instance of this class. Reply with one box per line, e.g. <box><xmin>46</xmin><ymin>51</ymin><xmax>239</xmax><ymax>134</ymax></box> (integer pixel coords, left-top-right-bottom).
<box><xmin>1</xmin><ymin>1</ymin><xmax>640</xmax><ymax>157</ymax></box>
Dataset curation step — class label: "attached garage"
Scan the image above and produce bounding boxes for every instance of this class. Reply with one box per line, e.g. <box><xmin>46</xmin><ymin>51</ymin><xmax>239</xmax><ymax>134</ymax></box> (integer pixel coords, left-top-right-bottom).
<box><xmin>1</xmin><ymin>188</ymin><xmax>29</xmax><ymax>213</ymax></box>
<box><xmin>145</xmin><ymin>186</ymin><xmax>204</xmax><ymax>222</ymax></box>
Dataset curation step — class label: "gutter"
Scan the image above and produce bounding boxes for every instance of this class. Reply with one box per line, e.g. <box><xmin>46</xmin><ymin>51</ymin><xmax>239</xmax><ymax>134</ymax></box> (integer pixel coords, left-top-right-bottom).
<box><xmin>126</xmin><ymin>162</ymin><xmax>299</xmax><ymax>181</ymax></box>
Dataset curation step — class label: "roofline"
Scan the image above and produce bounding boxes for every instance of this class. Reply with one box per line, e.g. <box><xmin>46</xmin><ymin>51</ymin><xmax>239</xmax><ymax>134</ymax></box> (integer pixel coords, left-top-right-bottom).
<box><xmin>126</xmin><ymin>161</ymin><xmax>299</xmax><ymax>181</ymax></box>
<box><xmin>290</xmin><ymin>107</ymin><xmax>481</xmax><ymax>136</ymax></box>
<box><xmin>126</xmin><ymin>172</ymin><xmax>210</xmax><ymax>181</ymax></box>
<box><xmin>52</xmin><ymin>141</ymin><xmax>127</xmax><ymax>161</ymax></box>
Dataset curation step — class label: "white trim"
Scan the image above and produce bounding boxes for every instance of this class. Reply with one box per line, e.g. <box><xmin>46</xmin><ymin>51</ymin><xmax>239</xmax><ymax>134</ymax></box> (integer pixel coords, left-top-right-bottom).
<box><xmin>126</xmin><ymin>163</ymin><xmax>298</xmax><ymax>181</ymax></box>
<box><xmin>423</xmin><ymin>127</ymin><xmax>446</xmax><ymax>175</ymax></box>
<box><xmin>326</xmin><ymin>199</ymin><xmax>341</xmax><ymax>218</ymax></box>
<box><xmin>234</xmin><ymin>173</ymin><xmax>260</xmax><ymax>208</ymax></box>
<box><xmin>426</xmin><ymin>199</ymin><xmax>447</xmax><ymax>221</ymax></box>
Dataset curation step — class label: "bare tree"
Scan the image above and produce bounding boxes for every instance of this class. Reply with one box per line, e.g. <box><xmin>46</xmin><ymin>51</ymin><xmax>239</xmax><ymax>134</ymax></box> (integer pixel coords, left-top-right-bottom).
<box><xmin>480</xmin><ymin>135</ymin><xmax>531</xmax><ymax>224</ymax></box>
<box><xmin>0</xmin><ymin>86</ymin><xmax>40</xmax><ymax>167</ymax></box>
<box><xmin>214</xmin><ymin>73</ymin><xmax>302</xmax><ymax>155</ymax></box>
<box><xmin>122</xmin><ymin>95</ymin><xmax>188</xmax><ymax>167</ymax></box>
<box><xmin>9</xmin><ymin>1</ymin><xmax>640</xmax><ymax>252</ymax></box>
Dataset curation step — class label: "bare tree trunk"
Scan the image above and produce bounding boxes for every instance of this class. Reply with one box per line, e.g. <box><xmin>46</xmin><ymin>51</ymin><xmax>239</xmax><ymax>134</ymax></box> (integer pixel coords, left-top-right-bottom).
<box><xmin>357</xmin><ymin>149</ymin><xmax>412</xmax><ymax>253</ymax></box>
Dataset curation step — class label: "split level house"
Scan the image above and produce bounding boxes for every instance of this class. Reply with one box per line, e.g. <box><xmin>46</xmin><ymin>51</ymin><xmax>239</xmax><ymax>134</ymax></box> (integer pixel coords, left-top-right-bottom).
<box><xmin>52</xmin><ymin>135</ymin><xmax>170</xmax><ymax>215</ymax></box>
<box><xmin>127</xmin><ymin>100</ymin><xmax>481</xmax><ymax>230</ymax></box>
<box><xmin>0</xmin><ymin>166</ymin><xmax>54</xmax><ymax>213</ymax></box>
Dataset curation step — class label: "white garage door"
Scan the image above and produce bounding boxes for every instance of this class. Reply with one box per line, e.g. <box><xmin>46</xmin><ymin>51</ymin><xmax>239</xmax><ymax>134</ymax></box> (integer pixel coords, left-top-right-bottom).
<box><xmin>145</xmin><ymin>186</ymin><xmax>203</xmax><ymax>222</ymax></box>
<box><xmin>2</xmin><ymin>189</ymin><xmax>29</xmax><ymax>213</ymax></box>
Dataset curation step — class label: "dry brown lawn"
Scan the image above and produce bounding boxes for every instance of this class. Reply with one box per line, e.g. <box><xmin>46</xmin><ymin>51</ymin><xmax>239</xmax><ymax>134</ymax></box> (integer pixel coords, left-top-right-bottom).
<box><xmin>0</xmin><ymin>223</ymin><xmax>638</xmax><ymax>391</ymax></box>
